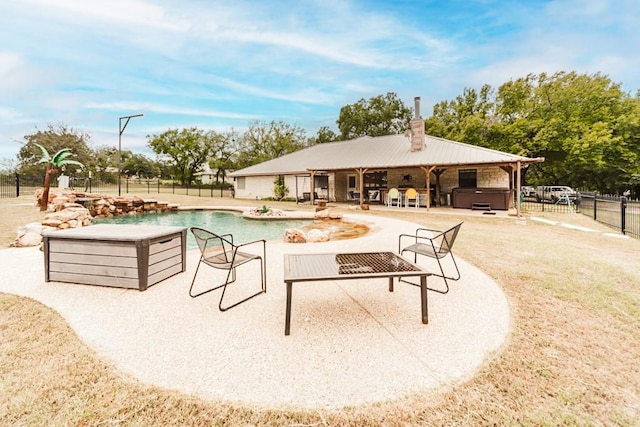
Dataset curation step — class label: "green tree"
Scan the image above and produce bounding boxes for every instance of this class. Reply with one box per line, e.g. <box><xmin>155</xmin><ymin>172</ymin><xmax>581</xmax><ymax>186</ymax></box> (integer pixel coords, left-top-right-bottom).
<box><xmin>493</xmin><ymin>72</ymin><xmax>632</xmax><ymax>191</ymax></box>
<box><xmin>235</xmin><ymin>121</ymin><xmax>308</xmax><ymax>168</ymax></box>
<box><xmin>147</xmin><ymin>127</ymin><xmax>215</xmax><ymax>185</ymax></box>
<box><xmin>337</xmin><ymin>92</ymin><xmax>413</xmax><ymax>140</ymax></box>
<box><xmin>273</xmin><ymin>175</ymin><xmax>288</xmax><ymax>200</ymax></box>
<box><xmin>208</xmin><ymin>129</ymin><xmax>241</xmax><ymax>187</ymax></box>
<box><xmin>312</xmin><ymin>126</ymin><xmax>339</xmax><ymax>144</ymax></box>
<box><xmin>89</xmin><ymin>145</ymin><xmax>119</xmax><ymax>183</ymax></box>
<box><xmin>34</xmin><ymin>143</ymin><xmax>83</xmax><ymax>211</ymax></box>
<box><xmin>17</xmin><ymin>125</ymin><xmax>91</xmax><ymax>177</ymax></box>
<box><xmin>424</xmin><ymin>85</ymin><xmax>494</xmax><ymax>147</ymax></box>
<box><xmin>122</xmin><ymin>152</ymin><xmax>161</xmax><ymax>179</ymax></box>
<box><xmin>425</xmin><ymin>71</ymin><xmax>640</xmax><ymax>194</ymax></box>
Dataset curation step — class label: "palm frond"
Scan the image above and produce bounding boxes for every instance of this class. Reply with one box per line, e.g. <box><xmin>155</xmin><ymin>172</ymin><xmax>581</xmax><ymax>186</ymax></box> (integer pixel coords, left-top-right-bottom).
<box><xmin>59</xmin><ymin>159</ymin><xmax>84</xmax><ymax>168</ymax></box>
<box><xmin>33</xmin><ymin>143</ymin><xmax>51</xmax><ymax>163</ymax></box>
<box><xmin>51</xmin><ymin>148</ymin><xmax>74</xmax><ymax>164</ymax></box>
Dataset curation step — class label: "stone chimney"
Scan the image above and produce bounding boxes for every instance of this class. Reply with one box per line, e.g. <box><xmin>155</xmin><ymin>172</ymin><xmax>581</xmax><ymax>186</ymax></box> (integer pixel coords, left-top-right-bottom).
<box><xmin>410</xmin><ymin>96</ymin><xmax>425</xmax><ymax>151</ymax></box>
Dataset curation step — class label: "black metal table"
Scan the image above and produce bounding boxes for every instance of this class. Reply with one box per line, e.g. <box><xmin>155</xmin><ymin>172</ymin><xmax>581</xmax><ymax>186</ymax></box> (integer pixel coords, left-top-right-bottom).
<box><xmin>283</xmin><ymin>251</ymin><xmax>431</xmax><ymax>335</ymax></box>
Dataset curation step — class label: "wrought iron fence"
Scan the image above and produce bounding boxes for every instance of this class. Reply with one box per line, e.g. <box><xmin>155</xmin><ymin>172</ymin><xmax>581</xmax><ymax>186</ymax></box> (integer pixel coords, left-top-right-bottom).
<box><xmin>0</xmin><ymin>174</ymin><xmax>18</xmax><ymax>198</ymax></box>
<box><xmin>579</xmin><ymin>192</ymin><xmax>639</xmax><ymax>239</ymax></box>
<box><xmin>0</xmin><ymin>174</ymin><xmax>234</xmax><ymax>199</ymax></box>
<box><xmin>518</xmin><ymin>186</ymin><xmax>581</xmax><ymax>214</ymax></box>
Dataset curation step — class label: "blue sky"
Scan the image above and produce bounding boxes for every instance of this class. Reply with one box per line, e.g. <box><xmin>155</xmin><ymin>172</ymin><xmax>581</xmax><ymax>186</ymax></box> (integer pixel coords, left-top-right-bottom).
<box><xmin>1</xmin><ymin>0</ymin><xmax>639</xmax><ymax>162</ymax></box>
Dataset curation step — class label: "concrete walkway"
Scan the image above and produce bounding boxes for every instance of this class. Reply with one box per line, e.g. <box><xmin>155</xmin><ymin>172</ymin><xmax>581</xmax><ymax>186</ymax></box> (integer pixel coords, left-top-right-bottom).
<box><xmin>0</xmin><ymin>213</ymin><xmax>510</xmax><ymax>410</ymax></box>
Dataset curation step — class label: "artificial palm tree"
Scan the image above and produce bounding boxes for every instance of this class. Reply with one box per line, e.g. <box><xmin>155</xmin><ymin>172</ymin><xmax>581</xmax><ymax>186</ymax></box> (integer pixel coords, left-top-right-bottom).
<box><xmin>35</xmin><ymin>143</ymin><xmax>84</xmax><ymax>211</ymax></box>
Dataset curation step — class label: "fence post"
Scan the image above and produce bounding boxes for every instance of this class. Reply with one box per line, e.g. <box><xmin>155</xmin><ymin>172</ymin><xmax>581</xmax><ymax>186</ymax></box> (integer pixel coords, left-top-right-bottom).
<box><xmin>157</xmin><ymin>179</ymin><xmax>160</xmax><ymax>194</ymax></box>
<box><xmin>621</xmin><ymin>196</ymin><xmax>627</xmax><ymax>235</ymax></box>
<box><xmin>593</xmin><ymin>194</ymin><xmax>597</xmax><ymax>221</ymax></box>
<box><xmin>148</xmin><ymin>179</ymin><xmax>150</xmax><ymax>194</ymax></box>
<box><xmin>15</xmin><ymin>173</ymin><xmax>20</xmax><ymax>197</ymax></box>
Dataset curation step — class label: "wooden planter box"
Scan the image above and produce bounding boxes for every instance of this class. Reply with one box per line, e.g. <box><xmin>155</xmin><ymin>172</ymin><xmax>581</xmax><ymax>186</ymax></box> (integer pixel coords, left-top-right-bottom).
<box><xmin>43</xmin><ymin>224</ymin><xmax>187</xmax><ymax>291</ymax></box>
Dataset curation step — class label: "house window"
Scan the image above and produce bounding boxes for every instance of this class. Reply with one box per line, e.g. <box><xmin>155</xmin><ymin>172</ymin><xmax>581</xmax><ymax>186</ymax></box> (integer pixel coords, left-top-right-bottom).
<box><xmin>363</xmin><ymin>171</ymin><xmax>387</xmax><ymax>189</ymax></box>
<box><xmin>347</xmin><ymin>175</ymin><xmax>356</xmax><ymax>189</ymax></box>
<box><xmin>458</xmin><ymin>169</ymin><xmax>477</xmax><ymax>188</ymax></box>
<box><xmin>237</xmin><ymin>176</ymin><xmax>246</xmax><ymax>190</ymax></box>
<box><xmin>314</xmin><ymin>175</ymin><xmax>329</xmax><ymax>189</ymax></box>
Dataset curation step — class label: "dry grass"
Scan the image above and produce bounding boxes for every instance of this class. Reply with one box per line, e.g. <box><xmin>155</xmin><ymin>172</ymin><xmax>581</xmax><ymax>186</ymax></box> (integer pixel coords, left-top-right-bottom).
<box><xmin>1</xmin><ymin>194</ymin><xmax>640</xmax><ymax>425</ymax></box>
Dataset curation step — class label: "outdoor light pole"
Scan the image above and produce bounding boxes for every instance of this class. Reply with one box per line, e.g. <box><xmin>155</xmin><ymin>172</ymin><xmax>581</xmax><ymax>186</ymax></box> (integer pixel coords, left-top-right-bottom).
<box><xmin>118</xmin><ymin>114</ymin><xmax>143</xmax><ymax>196</ymax></box>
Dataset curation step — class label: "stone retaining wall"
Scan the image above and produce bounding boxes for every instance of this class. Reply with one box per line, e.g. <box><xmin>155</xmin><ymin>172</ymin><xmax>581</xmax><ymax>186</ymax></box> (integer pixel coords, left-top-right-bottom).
<box><xmin>11</xmin><ymin>189</ymin><xmax>171</xmax><ymax>247</ymax></box>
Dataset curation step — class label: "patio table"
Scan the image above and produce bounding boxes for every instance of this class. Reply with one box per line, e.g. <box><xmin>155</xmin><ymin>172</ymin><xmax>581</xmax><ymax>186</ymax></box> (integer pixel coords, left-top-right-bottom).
<box><xmin>283</xmin><ymin>251</ymin><xmax>431</xmax><ymax>335</ymax></box>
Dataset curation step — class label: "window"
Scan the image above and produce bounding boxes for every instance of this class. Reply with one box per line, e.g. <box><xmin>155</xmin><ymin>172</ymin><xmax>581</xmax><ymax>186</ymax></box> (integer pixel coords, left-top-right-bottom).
<box><xmin>237</xmin><ymin>176</ymin><xmax>246</xmax><ymax>190</ymax></box>
<box><xmin>314</xmin><ymin>175</ymin><xmax>329</xmax><ymax>189</ymax></box>
<box><xmin>364</xmin><ymin>171</ymin><xmax>387</xmax><ymax>189</ymax></box>
<box><xmin>347</xmin><ymin>175</ymin><xmax>356</xmax><ymax>189</ymax></box>
<box><xmin>458</xmin><ymin>169</ymin><xmax>477</xmax><ymax>188</ymax></box>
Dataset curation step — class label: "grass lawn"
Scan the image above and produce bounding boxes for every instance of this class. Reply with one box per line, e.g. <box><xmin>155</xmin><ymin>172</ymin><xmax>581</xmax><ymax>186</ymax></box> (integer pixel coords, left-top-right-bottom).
<box><xmin>1</xmin><ymin>194</ymin><xmax>639</xmax><ymax>425</ymax></box>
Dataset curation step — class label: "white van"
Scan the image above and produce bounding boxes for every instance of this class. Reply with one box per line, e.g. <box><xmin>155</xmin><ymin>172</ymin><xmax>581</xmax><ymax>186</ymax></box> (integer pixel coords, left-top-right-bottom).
<box><xmin>535</xmin><ymin>186</ymin><xmax>579</xmax><ymax>204</ymax></box>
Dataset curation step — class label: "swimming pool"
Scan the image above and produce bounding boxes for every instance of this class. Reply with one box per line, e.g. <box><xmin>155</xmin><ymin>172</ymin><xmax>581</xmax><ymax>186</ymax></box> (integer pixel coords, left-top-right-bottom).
<box><xmin>93</xmin><ymin>210</ymin><xmax>312</xmax><ymax>249</ymax></box>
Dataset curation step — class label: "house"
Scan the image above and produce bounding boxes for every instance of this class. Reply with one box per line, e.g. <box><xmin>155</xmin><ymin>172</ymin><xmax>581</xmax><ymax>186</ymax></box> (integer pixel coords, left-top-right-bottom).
<box><xmin>229</xmin><ymin>98</ymin><xmax>543</xmax><ymax>214</ymax></box>
<box><xmin>195</xmin><ymin>164</ymin><xmax>216</xmax><ymax>185</ymax></box>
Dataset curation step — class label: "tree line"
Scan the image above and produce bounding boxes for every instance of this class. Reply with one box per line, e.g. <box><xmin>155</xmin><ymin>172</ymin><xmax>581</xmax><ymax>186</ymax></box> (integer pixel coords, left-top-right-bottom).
<box><xmin>9</xmin><ymin>71</ymin><xmax>640</xmax><ymax>195</ymax></box>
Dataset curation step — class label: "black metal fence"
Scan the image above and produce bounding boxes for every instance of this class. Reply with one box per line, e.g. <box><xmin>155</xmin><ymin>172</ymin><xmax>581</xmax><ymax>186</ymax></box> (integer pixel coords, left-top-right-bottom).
<box><xmin>0</xmin><ymin>174</ymin><xmax>233</xmax><ymax>199</ymax></box>
<box><xmin>578</xmin><ymin>192</ymin><xmax>639</xmax><ymax>239</ymax></box>
<box><xmin>519</xmin><ymin>190</ymin><xmax>580</xmax><ymax>214</ymax></box>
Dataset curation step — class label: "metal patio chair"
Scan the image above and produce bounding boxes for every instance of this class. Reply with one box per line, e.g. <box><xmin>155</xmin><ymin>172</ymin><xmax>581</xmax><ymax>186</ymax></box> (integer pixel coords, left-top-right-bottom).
<box><xmin>398</xmin><ymin>222</ymin><xmax>463</xmax><ymax>294</ymax></box>
<box><xmin>189</xmin><ymin>227</ymin><xmax>266</xmax><ymax>311</ymax></box>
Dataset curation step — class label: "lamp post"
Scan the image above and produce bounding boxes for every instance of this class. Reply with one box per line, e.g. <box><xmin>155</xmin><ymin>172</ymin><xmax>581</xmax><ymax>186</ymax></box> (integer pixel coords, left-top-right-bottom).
<box><xmin>118</xmin><ymin>114</ymin><xmax>143</xmax><ymax>196</ymax></box>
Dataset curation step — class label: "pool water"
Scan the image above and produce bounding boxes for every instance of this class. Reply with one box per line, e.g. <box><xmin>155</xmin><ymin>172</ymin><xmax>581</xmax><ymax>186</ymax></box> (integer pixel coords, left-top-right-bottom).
<box><xmin>93</xmin><ymin>210</ymin><xmax>312</xmax><ymax>249</ymax></box>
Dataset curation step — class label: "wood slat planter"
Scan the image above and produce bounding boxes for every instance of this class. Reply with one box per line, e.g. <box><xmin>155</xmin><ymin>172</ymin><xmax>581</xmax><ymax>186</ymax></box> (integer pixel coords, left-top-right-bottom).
<box><xmin>42</xmin><ymin>224</ymin><xmax>187</xmax><ymax>291</ymax></box>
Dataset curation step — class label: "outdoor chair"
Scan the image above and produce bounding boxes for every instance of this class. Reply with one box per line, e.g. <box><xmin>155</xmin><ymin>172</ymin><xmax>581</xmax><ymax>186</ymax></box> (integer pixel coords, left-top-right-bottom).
<box><xmin>404</xmin><ymin>188</ymin><xmax>418</xmax><ymax>208</ymax></box>
<box><xmin>387</xmin><ymin>188</ymin><xmax>402</xmax><ymax>207</ymax></box>
<box><xmin>189</xmin><ymin>227</ymin><xmax>266</xmax><ymax>311</ymax></box>
<box><xmin>397</xmin><ymin>222</ymin><xmax>463</xmax><ymax>294</ymax></box>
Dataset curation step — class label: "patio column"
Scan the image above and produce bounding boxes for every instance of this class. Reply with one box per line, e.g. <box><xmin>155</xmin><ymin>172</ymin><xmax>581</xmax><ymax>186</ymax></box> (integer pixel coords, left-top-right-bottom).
<box><xmin>516</xmin><ymin>161</ymin><xmax>522</xmax><ymax>217</ymax></box>
<box><xmin>421</xmin><ymin>165</ymin><xmax>436</xmax><ymax>210</ymax></box>
<box><xmin>432</xmin><ymin>168</ymin><xmax>446</xmax><ymax>207</ymax></box>
<box><xmin>309</xmin><ymin>170</ymin><xmax>316</xmax><ymax>205</ymax></box>
<box><xmin>356</xmin><ymin>168</ymin><xmax>367</xmax><ymax>207</ymax></box>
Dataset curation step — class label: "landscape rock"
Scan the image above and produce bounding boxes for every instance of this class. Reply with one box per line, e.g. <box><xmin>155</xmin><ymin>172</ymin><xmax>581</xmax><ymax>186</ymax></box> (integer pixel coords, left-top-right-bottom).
<box><xmin>283</xmin><ymin>229</ymin><xmax>307</xmax><ymax>243</ymax></box>
<box><xmin>306</xmin><ymin>228</ymin><xmax>330</xmax><ymax>242</ymax></box>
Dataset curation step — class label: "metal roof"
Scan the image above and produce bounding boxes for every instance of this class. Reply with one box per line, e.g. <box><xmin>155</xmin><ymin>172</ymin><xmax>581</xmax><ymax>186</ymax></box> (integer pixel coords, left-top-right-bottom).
<box><xmin>230</xmin><ymin>134</ymin><xmax>543</xmax><ymax>177</ymax></box>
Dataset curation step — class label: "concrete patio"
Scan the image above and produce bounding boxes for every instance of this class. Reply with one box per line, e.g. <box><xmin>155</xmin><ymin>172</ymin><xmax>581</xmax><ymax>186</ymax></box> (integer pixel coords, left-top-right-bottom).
<box><xmin>0</xmin><ymin>213</ymin><xmax>510</xmax><ymax>410</ymax></box>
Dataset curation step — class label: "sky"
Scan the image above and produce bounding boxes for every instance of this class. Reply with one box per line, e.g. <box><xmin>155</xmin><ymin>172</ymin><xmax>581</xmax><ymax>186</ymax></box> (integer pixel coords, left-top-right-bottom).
<box><xmin>1</xmin><ymin>0</ymin><xmax>639</xmax><ymax>163</ymax></box>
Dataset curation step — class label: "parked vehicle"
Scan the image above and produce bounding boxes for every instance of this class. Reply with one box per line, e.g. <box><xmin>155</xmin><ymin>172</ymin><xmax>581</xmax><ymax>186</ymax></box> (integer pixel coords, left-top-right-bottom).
<box><xmin>521</xmin><ymin>185</ymin><xmax>536</xmax><ymax>197</ymax></box>
<box><xmin>535</xmin><ymin>185</ymin><xmax>580</xmax><ymax>204</ymax></box>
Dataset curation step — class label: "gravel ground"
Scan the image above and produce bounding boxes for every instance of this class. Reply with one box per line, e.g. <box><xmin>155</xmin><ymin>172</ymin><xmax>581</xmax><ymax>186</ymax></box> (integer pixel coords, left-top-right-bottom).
<box><xmin>0</xmin><ymin>213</ymin><xmax>510</xmax><ymax>410</ymax></box>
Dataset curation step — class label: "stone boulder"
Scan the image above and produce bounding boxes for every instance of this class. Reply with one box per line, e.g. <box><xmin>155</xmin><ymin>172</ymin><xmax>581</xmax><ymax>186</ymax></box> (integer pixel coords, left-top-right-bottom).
<box><xmin>10</xmin><ymin>222</ymin><xmax>54</xmax><ymax>247</ymax></box>
<box><xmin>283</xmin><ymin>229</ymin><xmax>307</xmax><ymax>243</ymax></box>
<box><xmin>305</xmin><ymin>228</ymin><xmax>330</xmax><ymax>242</ymax></box>
<box><xmin>314</xmin><ymin>209</ymin><xmax>343</xmax><ymax>220</ymax></box>
<box><xmin>42</xmin><ymin>206</ymin><xmax>92</xmax><ymax>230</ymax></box>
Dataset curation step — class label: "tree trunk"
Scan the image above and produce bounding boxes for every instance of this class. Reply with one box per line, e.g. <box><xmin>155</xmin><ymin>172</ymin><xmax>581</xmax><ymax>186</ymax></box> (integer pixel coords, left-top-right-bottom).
<box><xmin>39</xmin><ymin>165</ymin><xmax>58</xmax><ymax>211</ymax></box>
